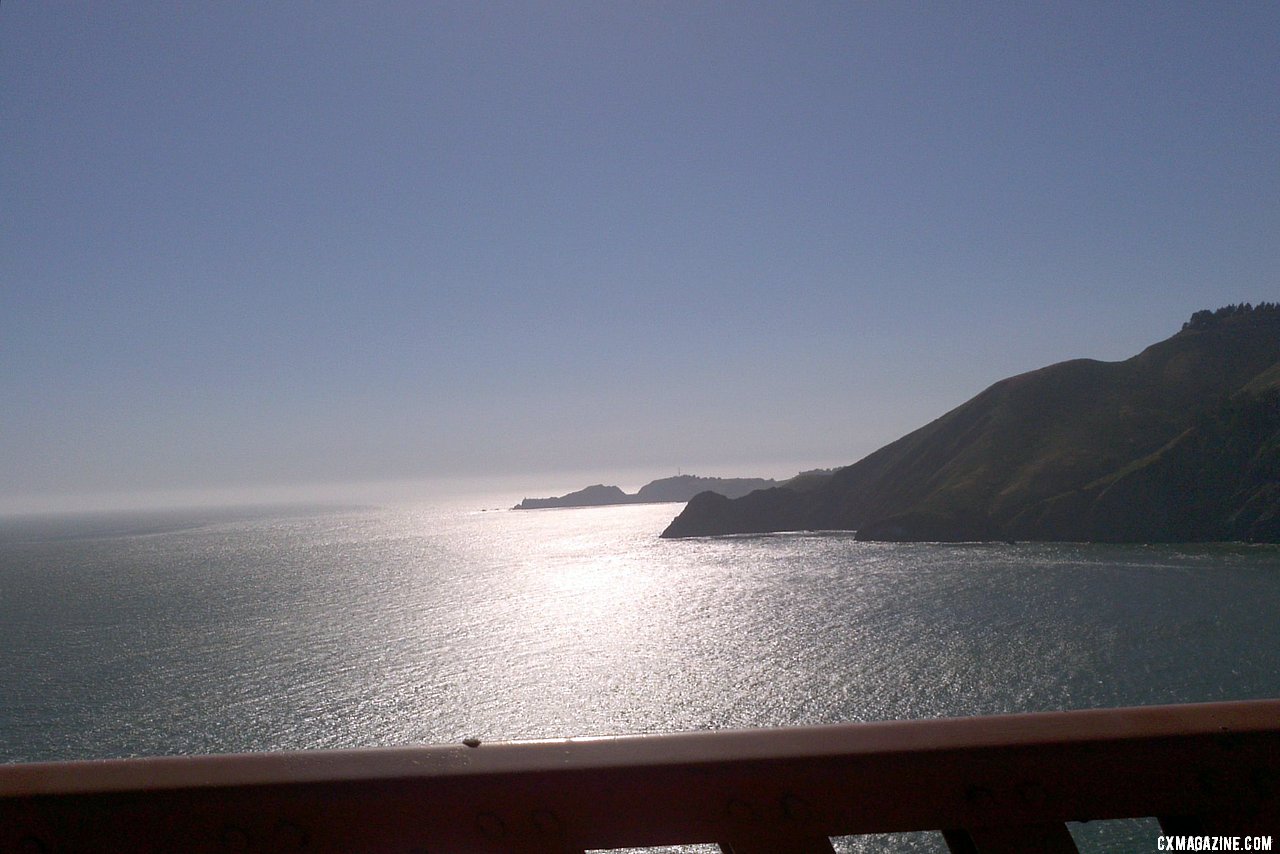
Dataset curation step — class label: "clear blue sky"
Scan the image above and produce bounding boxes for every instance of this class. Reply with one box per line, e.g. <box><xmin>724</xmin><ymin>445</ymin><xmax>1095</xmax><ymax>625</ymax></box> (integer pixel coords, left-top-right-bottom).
<box><xmin>3</xmin><ymin>2</ymin><xmax>1277</xmax><ymax>512</ymax></box>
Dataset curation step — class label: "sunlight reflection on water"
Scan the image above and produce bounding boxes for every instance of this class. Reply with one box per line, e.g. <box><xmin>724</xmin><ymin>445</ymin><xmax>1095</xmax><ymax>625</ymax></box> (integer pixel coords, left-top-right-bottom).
<box><xmin>6</xmin><ymin>502</ymin><xmax>1279</xmax><ymax>757</ymax></box>
<box><xmin>3</xmin><ymin>503</ymin><xmax>1279</xmax><ymax>850</ymax></box>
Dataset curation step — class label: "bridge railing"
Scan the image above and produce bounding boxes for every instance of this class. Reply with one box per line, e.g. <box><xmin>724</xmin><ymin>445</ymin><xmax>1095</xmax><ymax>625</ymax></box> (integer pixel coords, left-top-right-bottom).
<box><xmin>2</xmin><ymin>699</ymin><xmax>1277</xmax><ymax>853</ymax></box>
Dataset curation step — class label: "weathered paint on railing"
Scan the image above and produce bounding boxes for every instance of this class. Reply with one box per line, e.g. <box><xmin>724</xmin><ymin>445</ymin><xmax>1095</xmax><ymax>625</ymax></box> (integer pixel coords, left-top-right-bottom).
<box><xmin>2</xmin><ymin>699</ymin><xmax>1277</xmax><ymax>852</ymax></box>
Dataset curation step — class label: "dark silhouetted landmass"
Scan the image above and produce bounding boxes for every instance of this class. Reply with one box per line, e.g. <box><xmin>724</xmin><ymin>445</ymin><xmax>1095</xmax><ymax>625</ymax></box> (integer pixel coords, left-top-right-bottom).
<box><xmin>514</xmin><ymin>475</ymin><xmax>779</xmax><ymax>510</ymax></box>
<box><xmin>516</xmin><ymin>484</ymin><xmax>629</xmax><ymax>509</ymax></box>
<box><xmin>663</xmin><ymin>304</ymin><xmax>1280</xmax><ymax>543</ymax></box>
<box><xmin>631</xmin><ymin>475</ymin><xmax>779</xmax><ymax>503</ymax></box>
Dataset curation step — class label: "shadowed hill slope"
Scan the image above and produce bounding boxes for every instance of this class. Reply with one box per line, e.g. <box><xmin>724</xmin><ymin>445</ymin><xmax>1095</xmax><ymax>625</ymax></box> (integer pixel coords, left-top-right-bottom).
<box><xmin>663</xmin><ymin>306</ymin><xmax>1280</xmax><ymax>542</ymax></box>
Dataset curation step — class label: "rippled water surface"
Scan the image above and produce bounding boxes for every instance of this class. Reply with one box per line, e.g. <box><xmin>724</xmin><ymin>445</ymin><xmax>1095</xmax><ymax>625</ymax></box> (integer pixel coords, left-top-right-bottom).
<box><xmin>3</xmin><ymin>501</ymin><xmax>1278</xmax><ymax>849</ymax></box>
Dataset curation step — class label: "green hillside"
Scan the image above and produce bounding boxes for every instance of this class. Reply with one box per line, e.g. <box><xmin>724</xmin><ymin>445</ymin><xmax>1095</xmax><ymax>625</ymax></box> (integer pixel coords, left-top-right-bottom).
<box><xmin>663</xmin><ymin>304</ymin><xmax>1280</xmax><ymax>542</ymax></box>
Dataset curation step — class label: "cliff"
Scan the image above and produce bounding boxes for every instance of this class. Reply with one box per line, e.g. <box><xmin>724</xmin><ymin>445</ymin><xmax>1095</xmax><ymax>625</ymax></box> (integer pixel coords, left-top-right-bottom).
<box><xmin>663</xmin><ymin>305</ymin><xmax>1280</xmax><ymax>542</ymax></box>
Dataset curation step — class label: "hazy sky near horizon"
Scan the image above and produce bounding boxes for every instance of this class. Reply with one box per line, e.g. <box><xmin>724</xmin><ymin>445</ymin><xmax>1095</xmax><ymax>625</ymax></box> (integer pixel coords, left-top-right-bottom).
<box><xmin>3</xmin><ymin>2</ymin><xmax>1278</xmax><ymax>512</ymax></box>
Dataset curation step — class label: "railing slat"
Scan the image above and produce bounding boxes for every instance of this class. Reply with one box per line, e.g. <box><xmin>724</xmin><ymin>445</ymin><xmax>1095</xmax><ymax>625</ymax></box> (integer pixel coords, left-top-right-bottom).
<box><xmin>962</xmin><ymin>823</ymin><xmax>1079</xmax><ymax>853</ymax></box>
<box><xmin>942</xmin><ymin>827</ymin><xmax>980</xmax><ymax>854</ymax></box>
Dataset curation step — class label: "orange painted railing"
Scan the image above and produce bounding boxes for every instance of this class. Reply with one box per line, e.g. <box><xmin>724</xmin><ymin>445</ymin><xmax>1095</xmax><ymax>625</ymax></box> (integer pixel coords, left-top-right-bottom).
<box><xmin>2</xmin><ymin>700</ymin><xmax>1277</xmax><ymax>852</ymax></box>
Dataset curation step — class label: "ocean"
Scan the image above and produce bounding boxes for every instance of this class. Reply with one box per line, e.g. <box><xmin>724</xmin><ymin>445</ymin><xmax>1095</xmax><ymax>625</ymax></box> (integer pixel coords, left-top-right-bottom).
<box><xmin>2</xmin><ymin>500</ymin><xmax>1278</xmax><ymax>851</ymax></box>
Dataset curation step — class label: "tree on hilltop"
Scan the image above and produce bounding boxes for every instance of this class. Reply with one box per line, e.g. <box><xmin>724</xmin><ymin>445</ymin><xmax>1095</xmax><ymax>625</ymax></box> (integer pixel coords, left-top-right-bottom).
<box><xmin>1183</xmin><ymin>302</ymin><xmax>1279</xmax><ymax>331</ymax></box>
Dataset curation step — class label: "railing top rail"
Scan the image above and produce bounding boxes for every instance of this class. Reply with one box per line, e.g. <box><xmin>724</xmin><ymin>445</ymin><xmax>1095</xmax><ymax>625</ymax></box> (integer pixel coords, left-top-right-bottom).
<box><xmin>4</xmin><ymin>698</ymin><xmax>1279</xmax><ymax>797</ymax></box>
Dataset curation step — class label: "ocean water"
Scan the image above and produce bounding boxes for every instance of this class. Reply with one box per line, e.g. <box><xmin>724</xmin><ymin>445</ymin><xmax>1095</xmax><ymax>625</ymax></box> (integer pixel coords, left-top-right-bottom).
<box><xmin>2</xmin><ymin>500</ymin><xmax>1279</xmax><ymax>851</ymax></box>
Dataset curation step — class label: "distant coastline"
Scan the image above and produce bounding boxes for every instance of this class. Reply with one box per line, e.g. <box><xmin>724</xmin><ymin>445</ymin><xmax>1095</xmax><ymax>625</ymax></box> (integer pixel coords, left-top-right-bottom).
<box><xmin>514</xmin><ymin>472</ymin><xmax>834</xmax><ymax>510</ymax></box>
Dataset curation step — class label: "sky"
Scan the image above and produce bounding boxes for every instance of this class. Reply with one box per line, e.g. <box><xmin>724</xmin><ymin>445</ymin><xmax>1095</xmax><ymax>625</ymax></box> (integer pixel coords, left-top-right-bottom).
<box><xmin>2</xmin><ymin>2</ymin><xmax>1278</xmax><ymax>513</ymax></box>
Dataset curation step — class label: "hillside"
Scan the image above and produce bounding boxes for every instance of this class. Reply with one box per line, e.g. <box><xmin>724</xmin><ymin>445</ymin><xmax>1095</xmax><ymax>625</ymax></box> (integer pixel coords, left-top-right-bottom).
<box><xmin>663</xmin><ymin>305</ymin><xmax>1280</xmax><ymax>542</ymax></box>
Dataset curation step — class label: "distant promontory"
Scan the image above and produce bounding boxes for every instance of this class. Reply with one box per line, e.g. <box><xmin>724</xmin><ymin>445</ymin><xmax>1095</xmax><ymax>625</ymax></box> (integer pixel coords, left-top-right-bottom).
<box><xmin>663</xmin><ymin>304</ymin><xmax>1280</xmax><ymax>543</ymax></box>
<box><xmin>514</xmin><ymin>475</ymin><xmax>785</xmax><ymax>510</ymax></box>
